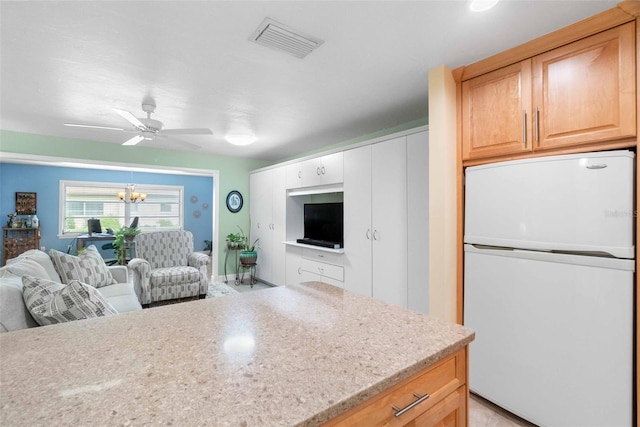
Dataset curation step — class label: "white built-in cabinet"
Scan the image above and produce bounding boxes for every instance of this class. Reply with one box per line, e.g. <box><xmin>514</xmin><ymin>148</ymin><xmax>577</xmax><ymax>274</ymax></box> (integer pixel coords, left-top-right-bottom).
<box><xmin>406</xmin><ymin>131</ymin><xmax>429</xmax><ymax>313</ymax></box>
<box><xmin>250</xmin><ymin>128</ymin><xmax>428</xmax><ymax>313</ymax></box>
<box><xmin>249</xmin><ymin>167</ymin><xmax>286</xmax><ymax>285</ymax></box>
<box><xmin>344</xmin><ymin>136</ymin><xmax>408</xmax><ymax>308</ymax></box>
<box><xmin>286</xmin><ymin>246</ymin><xmax>344</xmax><ymax>288</ymax></box>
<box><xmin>285</xmin><ymin>162</ymin><xmax>303</xmax><ymax>189</ymax></box>
<box><xmin>301</xmin><ymin>152</ymin><xmax>344</xmax><ymax>187</ymax></box>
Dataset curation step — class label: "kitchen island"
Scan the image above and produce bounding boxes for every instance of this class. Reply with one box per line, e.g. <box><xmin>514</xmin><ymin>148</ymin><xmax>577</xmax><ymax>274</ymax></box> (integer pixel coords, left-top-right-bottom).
<box><xmin>0</xmin><ymin>282</ymin><xmax>474</xmax><ymax>426</ymax></box>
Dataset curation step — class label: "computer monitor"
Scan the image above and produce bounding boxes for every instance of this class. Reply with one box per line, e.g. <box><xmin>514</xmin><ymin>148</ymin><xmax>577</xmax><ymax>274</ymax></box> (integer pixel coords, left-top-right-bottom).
<box><xmin>87</xmin><ymin>218</ymin><xmax>102</xmax><ymax>236</ymax></box>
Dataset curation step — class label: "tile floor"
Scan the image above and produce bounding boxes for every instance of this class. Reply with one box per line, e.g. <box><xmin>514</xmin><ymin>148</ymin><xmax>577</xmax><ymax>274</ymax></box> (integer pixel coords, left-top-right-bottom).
<box><xmin>470</xmin><ymin>394</ymin><xmax>536</xmax><ymax>427</ymax></box>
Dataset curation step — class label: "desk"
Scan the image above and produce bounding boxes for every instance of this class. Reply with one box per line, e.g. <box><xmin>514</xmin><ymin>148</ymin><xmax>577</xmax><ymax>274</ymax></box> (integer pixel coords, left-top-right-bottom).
<box><xmin>76</xmin><ymin>233</ymin><xmax>114</xmax><ymax>250</ymax></box>
<box><xmin>76</xmin><ymin>234</ymin><xmax>135</xmax><ymax>265</ymax></box>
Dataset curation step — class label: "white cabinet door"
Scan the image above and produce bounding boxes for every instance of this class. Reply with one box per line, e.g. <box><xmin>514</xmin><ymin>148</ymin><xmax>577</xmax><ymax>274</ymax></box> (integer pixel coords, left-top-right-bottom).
<box><xmin>250</xmin><ymin>170</ymin><xmax>273</xmax><ymax>283</ymax></box>
<box><xmin>250</xmin><ymin>167</ymin><xmax>287</xmax><ymax>286</ymax></box>
<box><xmin>320</xmin><ymin>152</ymin><xmax>344</xmax><ymax>185</ymax></box>
<box><xmin>285</xmin><ymin>162</ymin><xmax>303</xmax><ymax>189</ymax></box>
<box><xmin>407</xmin><ymin>131</ymin><xmax>429</xmax><ymax>314</ymax></box>
<box><xmin>302</xmin><ymin>157</ymin><xmax>324</xmax><ymax>187</ymax></box>
<box><xmin>372</xmin><ymin>136</ymin><xmax>407</xmax><ymax>308</ymax></box>
<box><xmin>301</xmin><ymin>152</ymin><xmax>344</xmax><ymax>187</ymax></box>
<box><xmin>343</xmin><ymin>145</ymin><xmax>373</xmax><ymax>297</ymax></box>
<box><xmin>270</xmin><ymin>166</ymin><xmax>286</xmax><ymax>285</ymax></box>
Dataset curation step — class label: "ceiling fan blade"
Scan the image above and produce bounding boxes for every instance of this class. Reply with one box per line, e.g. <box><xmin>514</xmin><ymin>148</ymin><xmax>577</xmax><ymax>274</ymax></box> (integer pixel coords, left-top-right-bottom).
<box><xmin>113</xmin><ymin>108</ymin><xmax>146</xmax><ymax>130</ymax></box>
<box><xmin>161</xmin><ymin>128</ymin><xmax>213</xmax><ymax>135</ymax></box>
<box><xmin>122</xmin><ymin>135</ymin><xmax>145</xmax><ymax>146</ymax></box>
<box><xmin>64</xmin><ymin>123</ymin><xmax>127</xmax><ymax>131</ymax></box>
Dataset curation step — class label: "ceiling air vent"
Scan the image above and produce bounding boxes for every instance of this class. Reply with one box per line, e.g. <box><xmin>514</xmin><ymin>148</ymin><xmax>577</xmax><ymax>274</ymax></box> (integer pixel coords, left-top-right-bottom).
<box><xmin>250</xmin><ymin>18</ymin><xmax>324</xmax><ymax>59</ymax></box>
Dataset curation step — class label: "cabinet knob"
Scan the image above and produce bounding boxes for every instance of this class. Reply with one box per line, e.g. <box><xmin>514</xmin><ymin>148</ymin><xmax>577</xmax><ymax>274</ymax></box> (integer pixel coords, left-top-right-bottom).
<box><xmin>316</xmin><ymin>166</ymin><xmax>321</xmax><ymax>176</ymax></box>
<box><xmin>298</xmin><ymin>267</ymin><xmax>302</xmax><ymax>274</ymax></box>
<box><xmin>373</xmin><ymin>230</ymin><xmax>379</xmax><ymax>241</ymax></box>
<box><xmin>321</xmin><ymin>166</ymin><xmax>326</xmax><ymax>175</ymax></box>
<box><xmin>298</xmin><ymin>170</ymin><xmax>302</xmax><ymax>179</ymax></box>
<box><xmin>366</xmin><ymin>229</ymin><xmax>371</xmax><ymax>240</ymax></box>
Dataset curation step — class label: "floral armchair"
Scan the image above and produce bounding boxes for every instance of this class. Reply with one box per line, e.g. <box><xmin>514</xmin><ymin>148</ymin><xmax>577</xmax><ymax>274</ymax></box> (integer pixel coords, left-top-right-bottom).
<box><xmin>128</xmin><ymin>230</ymin><xmax>209</xmax><ymax>306</ymax></box>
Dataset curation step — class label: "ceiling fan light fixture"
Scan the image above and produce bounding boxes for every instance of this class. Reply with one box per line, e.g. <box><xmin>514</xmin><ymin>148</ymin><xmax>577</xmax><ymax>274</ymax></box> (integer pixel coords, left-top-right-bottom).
<box><xmin>469</xmin><ymin>0</ymin><xmax>499</xmax><ymax>12</ymax></box>
<box><xmin>226</xmin><ymin>134</ymin><xmax>257</xmax><ymax>146</ymax></box>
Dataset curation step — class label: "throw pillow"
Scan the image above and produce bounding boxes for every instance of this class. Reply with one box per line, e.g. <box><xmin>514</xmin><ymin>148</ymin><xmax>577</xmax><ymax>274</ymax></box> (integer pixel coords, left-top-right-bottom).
<box><xmin>4</xmin><ymin>257</ymin><xmax>50</xmax><ymax>281</ymax></box>
<box><xmin>49</xmin><ymin>245</ymin><xmax>117</xmax><ymax>288</ymax></box>
<box><xmin>7</xmin><ymin>249</ymin><xmax>60</xmax><ymax>282</ymax></box>
<box><xmin>22</xmin><ymin>275</ymin><xmax>117</xmax><ymax>326</ymax></box>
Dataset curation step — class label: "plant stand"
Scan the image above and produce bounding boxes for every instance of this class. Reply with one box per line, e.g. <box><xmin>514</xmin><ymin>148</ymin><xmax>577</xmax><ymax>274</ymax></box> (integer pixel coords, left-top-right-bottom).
<box><xmin>238</xmin><ymin>263</ymin><xmax>257</xmax><ymax>287</ymax></box>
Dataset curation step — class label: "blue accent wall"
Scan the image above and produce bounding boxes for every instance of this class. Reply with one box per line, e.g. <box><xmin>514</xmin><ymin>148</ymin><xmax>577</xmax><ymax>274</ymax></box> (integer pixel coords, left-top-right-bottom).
<box><xmin>0</xmin><ymin>163</ymin><xmax>213</xmax><ymax>257</ymax></box>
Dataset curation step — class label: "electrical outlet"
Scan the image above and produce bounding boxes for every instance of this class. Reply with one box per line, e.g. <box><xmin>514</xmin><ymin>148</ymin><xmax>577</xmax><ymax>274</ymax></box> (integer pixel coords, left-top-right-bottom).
<box><xmin>40</xmin><ymin>246</ymin><xmax>45</xmax><ymax>251</ymax></box>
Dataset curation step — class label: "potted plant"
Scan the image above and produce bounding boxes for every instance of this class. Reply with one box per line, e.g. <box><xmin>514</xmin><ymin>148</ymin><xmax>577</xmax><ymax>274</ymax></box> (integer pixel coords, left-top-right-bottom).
<box><xmin>112</xmin><ymin>225</ymin><xmax>141</xmax><ymax>264</ymax></box>
<box><xmin>237</xmin><ymin>226</ymin><xmax>259</xmax><ymax>265</ymax></box>
<box><xmin>226</xmin><ymin>232</ymin><xmax>243</xmax><ymax>249</ymax></box>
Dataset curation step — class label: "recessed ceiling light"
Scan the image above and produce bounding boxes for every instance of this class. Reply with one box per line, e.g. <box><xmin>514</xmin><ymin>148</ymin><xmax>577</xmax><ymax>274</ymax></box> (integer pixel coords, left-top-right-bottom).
<box><xmin>226</xmin><ymin>134</ymin><xmax>257</xmax><ymax>146</ymax></box>
<box><xmin>469</xmin><ymin>0</ymin><xmax>499</xmax><ymax>12</ymax></box>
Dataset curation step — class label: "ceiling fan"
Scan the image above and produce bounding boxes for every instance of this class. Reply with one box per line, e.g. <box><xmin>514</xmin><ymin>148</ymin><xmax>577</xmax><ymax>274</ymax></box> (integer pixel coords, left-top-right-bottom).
<box><xmin>64</xmin><ymin>99</ymin><xmax>213</xmax><ymax>147</ymax></box>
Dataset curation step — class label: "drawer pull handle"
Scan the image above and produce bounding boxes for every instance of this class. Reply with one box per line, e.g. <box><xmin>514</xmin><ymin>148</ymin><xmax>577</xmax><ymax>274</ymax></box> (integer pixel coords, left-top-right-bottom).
<box><xmin>392</xmin><ymin>392</ymin><xmax>430</xmax><ymax>418</ymax></box>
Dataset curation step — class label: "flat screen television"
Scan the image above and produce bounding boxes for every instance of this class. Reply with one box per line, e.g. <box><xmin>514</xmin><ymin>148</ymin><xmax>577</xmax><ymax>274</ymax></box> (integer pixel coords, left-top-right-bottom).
<box><xmin>300</xmin><ymin>202</ymin><xmax>344</xmax><ymax>248</ymax></box>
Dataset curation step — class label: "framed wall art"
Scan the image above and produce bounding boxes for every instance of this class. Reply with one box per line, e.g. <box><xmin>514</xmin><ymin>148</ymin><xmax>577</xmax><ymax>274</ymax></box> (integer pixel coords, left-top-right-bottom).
<box><xmin>15</xmin><ymin>192</ymin><xmax>37</xmax><ymax>215</ymax></box>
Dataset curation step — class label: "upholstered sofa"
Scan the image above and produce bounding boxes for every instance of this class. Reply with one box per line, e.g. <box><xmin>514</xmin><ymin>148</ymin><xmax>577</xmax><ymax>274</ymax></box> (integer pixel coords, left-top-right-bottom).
<box><xmin>0</xmin><ymin>248</ymin><xmax>142</xmax><ymax>333</ymax></box>
<box><xmin>128</xmin><ymin>230</ymin><xmax>209</xmax><ymax>306</ymax></box>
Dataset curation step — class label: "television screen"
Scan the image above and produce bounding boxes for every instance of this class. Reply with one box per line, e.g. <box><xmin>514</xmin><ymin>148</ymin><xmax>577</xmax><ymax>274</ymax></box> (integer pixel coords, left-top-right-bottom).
<box><xmin>303</xmin><ymin>202</ymin><xmax>343</xmax><ymax>246</ymax></box>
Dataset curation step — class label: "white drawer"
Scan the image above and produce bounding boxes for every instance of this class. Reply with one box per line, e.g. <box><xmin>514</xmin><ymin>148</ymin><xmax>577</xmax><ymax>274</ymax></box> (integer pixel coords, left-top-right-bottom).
<box><xmin>300</xmin><ymin>258</ymin><xmax>344</xmax><ymax>282</ymax></box>
<box><xmin>302</xmin><ymin>248</ymin><xmax>344</xmax><ymax>266</ymax></box>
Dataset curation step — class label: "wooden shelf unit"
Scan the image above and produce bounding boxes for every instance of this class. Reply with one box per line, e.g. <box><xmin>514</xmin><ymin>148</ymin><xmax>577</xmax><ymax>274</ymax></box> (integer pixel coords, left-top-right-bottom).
<box><xmin>2</xmin><ymin>227</ymin><xmax>41</xmax><ymax>265</ymax></box>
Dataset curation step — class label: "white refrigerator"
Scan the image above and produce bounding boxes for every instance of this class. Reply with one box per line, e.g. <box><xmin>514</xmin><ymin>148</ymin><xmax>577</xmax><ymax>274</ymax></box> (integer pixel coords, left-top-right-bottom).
<box><xmin>463</xmin><ymin>150</ymin><xmax>635</xmax><ymax>427</ymax></box>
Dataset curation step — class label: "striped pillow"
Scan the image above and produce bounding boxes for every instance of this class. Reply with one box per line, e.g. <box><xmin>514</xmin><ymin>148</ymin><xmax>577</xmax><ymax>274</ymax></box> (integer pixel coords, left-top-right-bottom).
<box><xmin>49</xmin><ymin>245</ymin><xmax>116</xmax><ymax>288</ymax></box>
<box><xmin>22</xmin><ymin>275</ymin><xmax>117</xmax><ymax>326</ymax></box>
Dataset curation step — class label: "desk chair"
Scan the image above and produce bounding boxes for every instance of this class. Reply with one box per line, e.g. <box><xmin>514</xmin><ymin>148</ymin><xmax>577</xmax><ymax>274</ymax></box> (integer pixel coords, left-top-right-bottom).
<box><xmin>101</xmin><ymin>242</ymin><xmax>119</xmax><ymax>266</ymax></box>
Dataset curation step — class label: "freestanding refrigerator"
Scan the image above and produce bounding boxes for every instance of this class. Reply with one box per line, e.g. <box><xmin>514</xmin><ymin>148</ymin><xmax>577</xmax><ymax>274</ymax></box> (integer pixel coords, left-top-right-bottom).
<box><xmin>463</xmin><ymin>150</ymin><xmax>635</xmax><ymax>427</ymax></box>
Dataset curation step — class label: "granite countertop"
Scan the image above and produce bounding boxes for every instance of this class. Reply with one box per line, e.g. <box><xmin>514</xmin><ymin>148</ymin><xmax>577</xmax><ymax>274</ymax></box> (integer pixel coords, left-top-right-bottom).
<box><xmin>0</xmin><ymin>282</ymin><xmax>474</xmax><ymax>426</ymax></box>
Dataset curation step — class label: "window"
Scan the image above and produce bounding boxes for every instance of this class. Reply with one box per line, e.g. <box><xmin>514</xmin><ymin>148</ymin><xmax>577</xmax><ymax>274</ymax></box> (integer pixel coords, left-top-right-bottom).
<box><xmin>59</xmin><ymin>180</ymin><xmax>184</xmax><ymax>236</ymax></box>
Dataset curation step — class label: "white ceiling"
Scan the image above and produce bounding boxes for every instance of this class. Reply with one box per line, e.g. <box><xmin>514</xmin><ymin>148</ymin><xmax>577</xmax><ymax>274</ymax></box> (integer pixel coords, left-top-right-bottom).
<box><xmin>0</xmin><ymin>0</ymin><xmax>617</xmax><ymax>161</ymax></box>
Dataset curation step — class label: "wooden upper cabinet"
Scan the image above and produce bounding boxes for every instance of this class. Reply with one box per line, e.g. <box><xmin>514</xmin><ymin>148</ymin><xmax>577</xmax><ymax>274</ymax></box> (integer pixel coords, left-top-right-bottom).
<box><xmin>462</xmin><ymin>60</ymin><xmax>533</xmax><ymax>160</ymax></box>
<box><xmin>461</xmin><ymin>21</ymin><xmax>636</xmax><ymax>162</ymax></box>
<box><xmin>533</xmin><ymin>22</ymin><xmax>636</xmax><ymax>151</ymax></box>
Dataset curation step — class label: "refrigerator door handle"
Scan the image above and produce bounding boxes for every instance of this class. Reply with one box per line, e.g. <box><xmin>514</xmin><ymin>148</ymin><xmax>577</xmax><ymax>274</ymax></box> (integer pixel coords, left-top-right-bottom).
<box><xmin>586</xmin><ymin>163</ymin><xmax>607</xmax><ymax>169</ymax></box>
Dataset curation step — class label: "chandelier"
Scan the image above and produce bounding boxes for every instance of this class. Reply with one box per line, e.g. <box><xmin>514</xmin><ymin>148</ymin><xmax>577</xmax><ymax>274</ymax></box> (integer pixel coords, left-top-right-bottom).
<box><xmin>118</xmin><ymin>184</ymin><xmax>146</xmax><ymax>204</ymax></box>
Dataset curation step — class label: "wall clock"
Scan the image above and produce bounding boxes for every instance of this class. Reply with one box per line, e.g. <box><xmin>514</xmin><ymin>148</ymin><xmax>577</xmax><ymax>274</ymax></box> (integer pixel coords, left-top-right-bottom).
<box><xmin>226</xmin><ymin>190</ymin><xmax>243</xmax><ymax>213</ymax></box>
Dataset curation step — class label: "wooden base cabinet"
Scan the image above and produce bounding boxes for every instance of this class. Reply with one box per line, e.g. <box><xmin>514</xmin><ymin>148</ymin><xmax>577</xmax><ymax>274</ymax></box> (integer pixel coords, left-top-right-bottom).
<box><xmin>323</xmin><ymin>347</ymin><xmax>468</xmax><ymax>427</ymax></box>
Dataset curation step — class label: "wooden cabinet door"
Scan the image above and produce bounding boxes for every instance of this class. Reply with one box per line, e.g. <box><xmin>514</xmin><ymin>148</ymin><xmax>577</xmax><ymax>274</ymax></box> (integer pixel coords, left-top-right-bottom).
<box><xmin>462</xmin><ymin>60</ymin><xmax>532</xmax><ymax>160</ymax></box>
<box><xmin>533</xmin><ymin>23</ymin><xmax>636</xmax><ymax>150</ymax></box>
<box><xmin>411</xmin><ymin>387</ymin><xmax>466</xmax><ymax>427</ymax></box>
